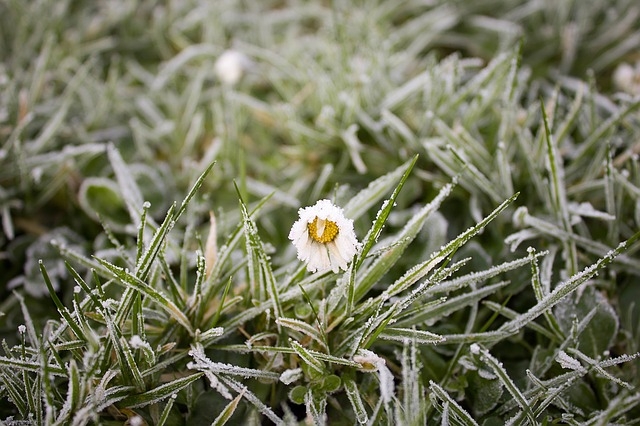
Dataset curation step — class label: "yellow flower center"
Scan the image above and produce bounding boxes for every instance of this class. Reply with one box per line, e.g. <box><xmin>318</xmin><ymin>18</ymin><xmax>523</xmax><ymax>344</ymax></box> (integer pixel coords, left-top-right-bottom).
<box><xmin>308</xmin><ymin>217</ymin><xmax>339</xmax><ymax>243</ymax></box>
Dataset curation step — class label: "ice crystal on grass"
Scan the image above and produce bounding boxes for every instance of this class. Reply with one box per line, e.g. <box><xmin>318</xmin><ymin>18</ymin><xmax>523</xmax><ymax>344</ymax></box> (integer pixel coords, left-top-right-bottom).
<box><xmin>354</xmin><ymin>349</ymin><xmax>395</xmax><ymax>404</ymax></box>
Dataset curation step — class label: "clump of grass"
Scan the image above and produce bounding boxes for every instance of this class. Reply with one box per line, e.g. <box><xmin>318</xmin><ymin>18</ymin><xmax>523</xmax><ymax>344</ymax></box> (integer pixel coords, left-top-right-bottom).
<box><xmin>1</xmin><ymin>0</ymin><xmax>640</xmax><ymax>424</ymax></box>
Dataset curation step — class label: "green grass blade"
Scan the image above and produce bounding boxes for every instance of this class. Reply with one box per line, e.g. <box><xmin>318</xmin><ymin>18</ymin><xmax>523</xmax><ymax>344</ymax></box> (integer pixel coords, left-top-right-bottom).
<box><xmin>355</xmin><ymin>154</ymin><xmax>418</xmax><ymax>271</ymax></box>
<box><xmin>120</xmin><ymin>373</ymin><xmax>204</xmax><ymax>408</ymax></box>
<box><xmin>96</xmin><ymin>257</ymin><xmax>194</xmax><ymax>335</ymax></box>
<box><xmin>212</xmin><ymin>391</ymin><xmax>244</xmax><ymax>426</ymax></box>
<box><xmin>429</xmin><ymin>381</ymin><xmax>479</xmax><ymax>426</ymax></box>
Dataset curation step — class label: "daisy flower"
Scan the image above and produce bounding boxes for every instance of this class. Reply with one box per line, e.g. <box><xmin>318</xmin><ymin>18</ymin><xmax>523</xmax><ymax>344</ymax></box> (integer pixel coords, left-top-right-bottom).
<box><xmin>289</xmin><ymin>199</ymin><xmax>360</xmax><ymax>273</ymax></box>
<box><xmin>214</xmin><ymin>49</ymin><xmax>252</xmax><ymax>86</ymax></box>
<box><xmin>613</xmin><ymin>61</ymin><xmax>640</xmax><ymax>95</ymax></box>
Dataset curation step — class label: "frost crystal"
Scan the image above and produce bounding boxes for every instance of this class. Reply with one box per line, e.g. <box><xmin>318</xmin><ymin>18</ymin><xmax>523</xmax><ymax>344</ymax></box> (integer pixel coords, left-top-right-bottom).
<box><xmin>556</xmin><ymin>350</ymin><xmax>584</xmax><ymax>371</ymax></box>
<box><xmin>289</xmin><ymin>199</ymin><xmax>361</xmax><ymax>273</ymax></box>
<box><xmin>279</xmin><ymin>368</ymin><xmax>303</xmax><ymax>385</ymax></box>
<box><xmin>18</xmin><ymin>325</ymin><xmax>26</xmax><ymax>334</ymax></box>
<box><xmin>470</xmin><ymin>343</ymin><xmax>480</xmax><ymax>355</ymax></box>
<box><xmin>129</xmin><ymin>416</ymin><xmax>143</xmax><ymax>426</ymax></box>
<box><xmin>354</xmin><ymin>349</ymin><xmax>395</xmax><ymax>403</ymax></box>
<box><xmin>129</xmin><ymin>335</ymin><xmax>147</xmax><ymax>349</ymax></box>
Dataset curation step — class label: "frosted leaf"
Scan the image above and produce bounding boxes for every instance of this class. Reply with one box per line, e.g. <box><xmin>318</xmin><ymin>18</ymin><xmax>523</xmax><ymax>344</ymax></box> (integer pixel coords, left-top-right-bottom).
<box><xmin>568</xmin><ymin>202</ymin><xmax>615</xmax><ymax>221</ymax></box>
<box><xmin>204</xmin><ymin>211</ymin><xmax>218</xmax><ymax>278</ymax></box>
<box><xmin>512</xmin><ymin>206</ymin><xmax>529</xmax><ymax>228</ymax></box>
<box><xmin>31</xmin><ymin>167</ymin><xmax>44</xmax><ymax>184</ymax></box>
<box><xmin>188</xmin><ymin>343</ymin><xmax>279</xmax><ymax>381</ymax></box>
<box><xmin>478</xmin><ymin>368</ymin><xmax>497</xmax><ymax>380</ymax></box>
<box><xmin>129</xmin><ymin>335</ymin><xmax>151</xmax><ymax>351</ymax></box>
<box><xmin>353</xmin><ymin>349</ymin><xmax>381</xmax><ymax>372</ymax></box>
<box><xmin>279</xmin><ymin>368</ymin><xmax>303</xmax><ymax>385</ymax></box>
<box><xmin>378</xmin><ymin>360</ymin><xmax>395</xmax><ymax>404</ymax></box>
<box><xmin>353</xmin><ymin>349</ymin><xmax>395</xmax><ymax>404</ymax></box>
<box><xmin>556</xmin><ymin>351</ymin><xmax>585</xmax><ymax>371</ymax></box>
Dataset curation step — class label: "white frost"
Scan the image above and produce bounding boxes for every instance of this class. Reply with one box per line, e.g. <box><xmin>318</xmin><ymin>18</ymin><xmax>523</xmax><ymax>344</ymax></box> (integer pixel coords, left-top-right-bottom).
<box><xmin>279</xmin><ymin>368</ymin><xmax>303</xmax><ymax>385</ymax></box>
<box><xmin>556</xmin><ymin>350</ymin><xmax>584</xmax><ymax>371</ymax></box>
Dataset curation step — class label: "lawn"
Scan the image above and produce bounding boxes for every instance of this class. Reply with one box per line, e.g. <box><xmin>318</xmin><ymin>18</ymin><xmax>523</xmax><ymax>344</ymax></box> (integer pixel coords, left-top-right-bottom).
<box><xmin>1</xmin><ymin>0</ymin><xmax>640</xmax><ymax>424</ymax></box>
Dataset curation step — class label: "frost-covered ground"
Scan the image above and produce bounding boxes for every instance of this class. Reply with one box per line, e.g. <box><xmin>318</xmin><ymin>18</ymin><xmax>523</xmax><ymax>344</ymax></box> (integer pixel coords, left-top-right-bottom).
<box><xmin>1</xmin><ymin>1</ymin><xmax>640</xmax><ymax>424</ymax></box>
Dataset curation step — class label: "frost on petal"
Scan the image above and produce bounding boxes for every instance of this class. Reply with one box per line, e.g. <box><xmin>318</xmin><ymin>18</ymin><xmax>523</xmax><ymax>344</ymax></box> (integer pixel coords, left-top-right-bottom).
<box><xmin>289</xmin><ymin>199</ymin><xmax>360</xmax><ymax>273</ymax></box>
<box><xmin>306</xmin><ymin>244</ymin><xmax>331</xmax><ymax>273</ymax></box>
<box><xmin>326</xmin><ymin>241</ymin><xmax>348</xmax><ymax>272</ymax></box>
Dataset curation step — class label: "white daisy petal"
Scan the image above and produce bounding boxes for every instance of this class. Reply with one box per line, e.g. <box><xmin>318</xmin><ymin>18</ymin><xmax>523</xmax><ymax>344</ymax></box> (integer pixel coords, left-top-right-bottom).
<box><xmin>289</xmin><ymin>199</ymin><xmax>360</xmax><ymax>273</ymax></box>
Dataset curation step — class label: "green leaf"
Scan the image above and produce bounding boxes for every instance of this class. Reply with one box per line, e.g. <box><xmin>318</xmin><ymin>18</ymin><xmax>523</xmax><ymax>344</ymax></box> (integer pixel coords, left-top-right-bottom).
<box><xmin>429</xmin><ymin>381</ymin><xmax>479</xmax><ymax>426</ymax></box>
<box><xmin>40</xmin><ymin>261</ymin><xmax>85</xmax><ymax>341</ymax></box>
<box><xmin>467</xmin><ymin>370</ymin><xmax>503</xmax><ymax>417</ymax></box>
<box><xmin>77</xmin><ymin>177</ymin><xmax>130</xmax><ymax>231</ymax></box>
<box><xmin>344</xmin><ymin>378</ymin><xmax>368</xmax><ymax>424</ymax></box>
<box><xmin>555</xmin><ymin>287</ymin><xmax>619</xmax><ymax>358</ymax></box>
<box><xmin>378</xmin><ymin>327</ymin><xmax>444</xmax><ymax>345</ymax></box>
<box><xmin>356</xmin><ymin>155</ymin><xmax>419</xmax><ymax>272</ymax></box>
<box><xmin>212</xmin><ymin>391</ymin><xmax>244</xmax><ymax>426</ymax></box>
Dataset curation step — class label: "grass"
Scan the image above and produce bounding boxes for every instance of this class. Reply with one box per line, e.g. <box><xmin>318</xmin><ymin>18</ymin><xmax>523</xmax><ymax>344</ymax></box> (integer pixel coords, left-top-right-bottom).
<box><xmin>1</xmin><ymin>0</ymin><xmax>640</xmax><ymax>424</ymax></box>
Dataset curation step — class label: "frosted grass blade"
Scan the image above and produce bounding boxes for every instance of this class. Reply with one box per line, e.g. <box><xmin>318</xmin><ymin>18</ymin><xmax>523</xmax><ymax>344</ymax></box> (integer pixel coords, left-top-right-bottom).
<box><xmin>356</xmin><ymin>155</ymin><xmax>418</xmax><ymax>270</ymax></box>
<box><xmin>344</xmin><ymin>156</ymin><xmax>417</xmax><ymax>220</ymax></box>
<box><xmin>120</xmin><ymin>373</ymin><xmax>204</xmax><ymax>408</ymax></box>
<box><xmin>378</xmin><ymin>327</ymin><xmax>444</xmax><ymax>345</ymax></box>
<box><xmin>344</xmin><ymin>377</ymin><xmax>368</xmax><ymax>424</ymax></box>
<box><xmin>212</xmin><ymin>391</ymin><xmax>244</xmax><ymax>426</ymax></box>
<box><xmin>96</xmin><ymin>258</ymin><xmax>194</xmax><ymax>335</ymax></box>
<box><xmin>429</xmin><ymin>381</ymin><xmax>479</xmax><ymax>426</ymax></box>
<box><xmin>499</xmin><ymin>230</ymin><xmax>640</xmax><ymax>335</ymax></box>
